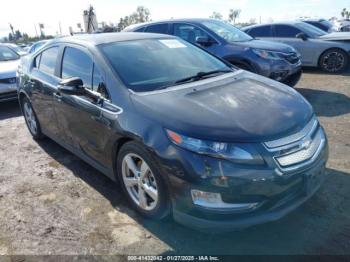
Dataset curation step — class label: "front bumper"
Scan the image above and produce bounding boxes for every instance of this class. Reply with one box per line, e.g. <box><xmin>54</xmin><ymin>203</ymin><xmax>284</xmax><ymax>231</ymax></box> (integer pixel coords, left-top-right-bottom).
<box><xmin>161</xmin><ymin>128</ymin><xmax>328</xmax><ymax>231</ymax></box>
<box><xmin>0</xmin><ymin>83</ymin><xmax>18</xmax><ymax>102</ymax></box>
<box><xmin>253</xmin><ymin>57</ymin><xmax>302</xmax><ymax>87</ymax></box>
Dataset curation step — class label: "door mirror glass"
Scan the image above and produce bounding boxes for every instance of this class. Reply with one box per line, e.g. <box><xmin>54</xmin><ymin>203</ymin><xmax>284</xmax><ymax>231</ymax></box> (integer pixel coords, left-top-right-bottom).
<box><xmin>296</xmin><ymin>32</ymin><xmax>308</xmax><ymax>41</ymax></box>
<box><xmin>58</xmin><ymin>77</ymin><xmax>86</xmax><ymax>95</ymax></box>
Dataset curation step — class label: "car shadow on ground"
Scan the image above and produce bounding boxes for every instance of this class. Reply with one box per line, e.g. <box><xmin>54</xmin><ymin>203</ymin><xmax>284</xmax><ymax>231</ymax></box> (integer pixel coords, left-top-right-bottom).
<box><xmin>0</xmin><ymin>100</ymin><xmax>21</xmax><ymax>120</ymax></box>
<box><xmin>36</xmin><ymin>138</ymin><xmax>350</xmax><ymax>255</ymax></box>
<box><xmin>302</xmin><ymin>67</ymin><xmax>350</xmax><ymax>76</ymax></box>
<box><xmin>297</xmin><ymin>88</ymin><xmax>350</xmax><ymax>117</ymax></box>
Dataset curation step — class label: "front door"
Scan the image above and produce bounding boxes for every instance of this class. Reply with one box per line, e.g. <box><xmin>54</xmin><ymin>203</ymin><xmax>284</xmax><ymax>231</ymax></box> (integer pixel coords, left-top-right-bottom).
<box><xmin>54</xmin><ymin>45</ymin><xmax>118</xmax><ymax>168</ymax></box>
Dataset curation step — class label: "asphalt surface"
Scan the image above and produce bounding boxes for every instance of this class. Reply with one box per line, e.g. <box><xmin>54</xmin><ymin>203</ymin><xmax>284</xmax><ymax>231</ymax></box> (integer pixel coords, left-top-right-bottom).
<box><xmin>0</xmin><ymin>68</ymin><xmax>349</xmax><ymax>256</ymax></box>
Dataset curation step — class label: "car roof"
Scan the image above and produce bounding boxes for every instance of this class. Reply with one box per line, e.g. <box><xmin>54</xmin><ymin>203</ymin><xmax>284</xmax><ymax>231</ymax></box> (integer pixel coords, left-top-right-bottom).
<box><xmin>124</xmin><ymin>18</ymin><xmax>218</xmax><ymax>31</ymax></box>
<box><xmin>47</xmin><ymin>32</ymin><xmax>175</xmax><ymax>46</ymax></box>
<box><xmin>243</xmin><ymin>21</ymin><xmax>303</xmax><ymax>30</ymax></box>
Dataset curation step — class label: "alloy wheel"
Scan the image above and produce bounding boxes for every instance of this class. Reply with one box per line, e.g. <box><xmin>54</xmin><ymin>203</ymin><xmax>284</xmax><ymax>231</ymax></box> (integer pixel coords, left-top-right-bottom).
<box><xmin>23</xmin><ymin>102</ymin><xmax>38</xmax><ymax>135</ymax></box>
<box><xmin>121</xmin><ymin>153</ymin><xmax>158</xmax><ymax>211</ymax></box>
<box><xmin>322</xmin><ymin>51</ymin><xmax>345</xmax><ymax>72</ymax></box>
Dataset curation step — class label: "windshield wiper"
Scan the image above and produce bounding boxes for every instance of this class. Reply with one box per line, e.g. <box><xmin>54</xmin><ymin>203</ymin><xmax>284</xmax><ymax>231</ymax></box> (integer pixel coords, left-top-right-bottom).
<box><xmin>174</xmin><ymin>69</ymin><xmax>232</xmax><ymax>84</ymax></box>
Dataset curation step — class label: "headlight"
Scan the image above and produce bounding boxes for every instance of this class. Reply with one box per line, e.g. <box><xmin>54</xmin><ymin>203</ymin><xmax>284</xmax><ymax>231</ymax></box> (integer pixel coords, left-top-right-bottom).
<box><xmin>165</xmin><ymin>129</ymin><xmax>264</xmax><ymax>165</ymax></box>
<box><xmin>252</xmin><ymin>49</ymin><xmax>283</xmax><ymax>60</ymax></box>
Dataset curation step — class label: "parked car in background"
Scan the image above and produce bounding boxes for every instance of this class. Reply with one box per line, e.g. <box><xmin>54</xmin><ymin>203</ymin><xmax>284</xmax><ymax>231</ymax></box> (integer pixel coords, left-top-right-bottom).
<box><xmin>125</xmin><ymin>19</ymin><xmax>302</xmax><ymax>87</ymax></box>
<box><xmin>18</xmin><ymin>33</ymin><xmax>328</xmax><ymax>230</ymax></box>
<box><xmin>28</xmin><ymin>40</ymin><xmax>49</xmax><ymax>54</ymax></box>
<box><xmin>0</xmin><ymin>45</ymin><xmax>20</xmax><ymax>102</ymax></box>
<box><xmin>302</xmin><ymin>19</ymin><xmax>337</xmax><ymax>33</ymax></box>
<box><xmin>339</xmin><ymin>19</ymin><xmax>350</xmax><ymax>32</ymax></box>
<box><xmin>243</xmin><ymin>21</ymin><xmax>350</xmax><ymax>73</ymax></box>
<box><xmin>4</xmin><ymin>43</ymin><xmax>27</xmax><ymax>56</ymax></box>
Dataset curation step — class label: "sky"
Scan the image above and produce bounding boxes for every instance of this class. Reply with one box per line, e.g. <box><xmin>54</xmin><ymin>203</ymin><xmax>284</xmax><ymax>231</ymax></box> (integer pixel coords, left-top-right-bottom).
<box><xmin>0</xmin><ymin>0</ymin><xmax>348</xmax><ymax>38</ymax></box>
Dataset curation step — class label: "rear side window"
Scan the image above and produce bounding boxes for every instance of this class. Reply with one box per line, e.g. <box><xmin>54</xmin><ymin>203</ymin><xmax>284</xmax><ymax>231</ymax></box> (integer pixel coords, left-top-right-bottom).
<box><xmin>61</xmin><ymin>47</ymin><xmax>93</xmax><ymax>89</ymax></box>
<box><xmin>173</xmin><ymin>23</ymin><xmax>210</xmax><ymax>44</ymax></box>
<box><xmin>274</xmin><ymin>25</ymin><xmax>302</xmax><ymax>38</ymax></box>
<box><xmin>247</xmin><ymin>26</ymin><xmax>272</xmax><ymax>37</ymax></box>
<box><xmin>145</xmin><ymin>24</ymin><xmax>169</xmax><ymax>34</ymax></box>
<box><xmin>134</xmin><ymin>27</ymin><xmax>146</xmax><ymax>32</ymax></box>
<box><xmin>38</xmin><ymin>47</ymin><xmax>58</xmax><ymax>75</ymax></box>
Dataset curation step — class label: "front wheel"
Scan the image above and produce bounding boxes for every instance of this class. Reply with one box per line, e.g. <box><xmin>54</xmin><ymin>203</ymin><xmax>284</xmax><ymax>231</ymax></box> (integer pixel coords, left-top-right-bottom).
<box><xmin>117</xmin><ymin>141</ymin><xmax>171</xmax><ymax>220</ymax></box>
<box><xmin>319</xmin><ymin>49</ymin><xmax>349</xmax><ymax>73</ymax></box>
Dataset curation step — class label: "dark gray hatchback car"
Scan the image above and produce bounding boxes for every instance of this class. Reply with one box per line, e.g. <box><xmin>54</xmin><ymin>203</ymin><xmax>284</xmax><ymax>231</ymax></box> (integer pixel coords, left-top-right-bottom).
<box><xmin>18</xmin><ymin>33</ymin><xmax>328</xmax><ymax>231</ymax></box>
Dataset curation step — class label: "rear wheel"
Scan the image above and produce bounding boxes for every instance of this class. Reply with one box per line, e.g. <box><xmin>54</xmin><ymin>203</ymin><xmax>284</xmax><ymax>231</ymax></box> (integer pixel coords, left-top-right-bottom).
<box><xmin>319</xmin><ymin>49</ymin><xmax>349</xmax><ymax>73</ymax></box>
<box><xmin>117</xmin><ymin>141</ymin><xmax>171</xmax><ymax>219</ymax></box>
<box><xmin>21</xmin><ymin>97</ymin><xmax>44</xmax><ymax>140</ymax></box>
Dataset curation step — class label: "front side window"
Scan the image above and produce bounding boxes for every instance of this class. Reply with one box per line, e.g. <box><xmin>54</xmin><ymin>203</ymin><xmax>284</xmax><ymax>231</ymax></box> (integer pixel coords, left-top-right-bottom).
<box><xmin>295</xmin><ymin>22</ymin><xmax>327</xmax><ymax>37</ymax></box>
<box><xmin>201</xmin><ymin>20</ymin><xmax>253</xmax><ymax>42</ymax></box>
<box><xmin>274</xmin><ymin>25</ymin><xmax>302</xmax><ymax>38</ymax></box>
<box><xmin>145</xmin><ymin>24</ymin><xmax>169</xmax><ymax>34</ymax></box>
<box><xmin>248</xmin><ymin>25</ymin><xmax>272</xmax><ymax>37</ymax></box>
<box><xmin>173</xmin><ymin>23</ymin><xmax>211</xmax><ymax>44</ymax></box>
<box><xmin>39</xmin><ymin>47</ymin><xmax>59</xmax><ymax>75</ymax></box>
<box><xmin>100</xmin><ymin>38</ymin><xmax>231</xmax><ymax>92</ymax></box>
<box><xmin>61</xmin><ymin>47</ymin><xmax>93</xmax><ymax>89</ymax></box>
<box><xmin>0</xmin><ymin>46</ymin><xmax>20</xmax><ymax>61</ymax></box>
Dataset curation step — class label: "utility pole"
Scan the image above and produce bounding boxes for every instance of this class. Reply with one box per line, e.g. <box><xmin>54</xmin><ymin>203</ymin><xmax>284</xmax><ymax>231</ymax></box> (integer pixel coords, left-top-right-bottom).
<box><xmin>59</xmin><ymin>21</ymin><xmax>62</xmax><ymax>35</ymax></box>
<box><xmin>34</xmin><ymin>24</ymin><xmax>38</xmax><ymax>37</ymax></box>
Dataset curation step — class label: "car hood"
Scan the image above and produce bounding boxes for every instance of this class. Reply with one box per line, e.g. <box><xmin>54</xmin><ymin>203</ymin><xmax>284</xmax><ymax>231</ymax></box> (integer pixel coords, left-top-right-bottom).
<box><xmin>131</xmin><ymin>71</ymin><xmax>313</xmax><ymax>143</ymax></box>
<box><xmin>319</xmin><ymin>32</ymin><xmax>350</xmax><ymax>41</ymax></box>
<box><xmin>235</xmin><ymin>39</ymin><xmax>296</xmax><ymax>53</ymax></box>
<box><xmin>0</xmin><ymin>59</ymin><xmax>20</xmax><ymax>78</ymax></box>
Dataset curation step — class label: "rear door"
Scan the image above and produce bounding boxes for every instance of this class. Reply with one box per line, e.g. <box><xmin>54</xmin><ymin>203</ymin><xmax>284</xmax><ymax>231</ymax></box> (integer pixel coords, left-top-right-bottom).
<box><xmin>28</xmin><ymin>46</ymin><xmax>61</xmax><ymax>138</ymax></box>
<box><xmin>54</xmin><ymin>44</ymin><xmax>118</xmax><ymax>168</ymax></box>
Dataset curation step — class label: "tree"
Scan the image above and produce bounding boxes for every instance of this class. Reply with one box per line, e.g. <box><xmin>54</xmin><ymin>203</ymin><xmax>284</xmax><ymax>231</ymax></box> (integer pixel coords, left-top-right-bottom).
<box><xmin>15</xmin><ymin>30</ymin><xmax>22</xmax><ymax>40</ymax></box>
<box><xmin>133</xmin><ymin>6</ymin><xmax>151</xmax><ymax>23</ymax></box>
<box><xmin>341</xmin><ymin>8</ymin><xmax>350</xmax><ymax>19</ymax></box>
<box><xmin>228</xmin><ymin>9</ymin><xmax>241</xmax><ymax>24</ymax></box>
<box><xmin>210</xmin><ymin>12</ymin><xmax>223</xmax><ymax>20</ymax></box>
<box><xmin>117</xmin><ymin>6</ymin><xmax>151</xmax><ymax>31</ymax></box>
<box><xmin>249</xmin><ymin>18</ymin><xmax>257</xmax><ymax>25</ymax></box>
<box><xmin>8</xmin><ymin>33</ymin><xmax>13</xmax><ymax>42</ymax></box>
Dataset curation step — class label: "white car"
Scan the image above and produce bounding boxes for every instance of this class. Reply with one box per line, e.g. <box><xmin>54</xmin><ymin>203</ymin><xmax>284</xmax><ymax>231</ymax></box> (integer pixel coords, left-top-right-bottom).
<box><xmin>0</xmin><ymin>45</ymin><xmax>20</xmax><ymax>102</ymax></box>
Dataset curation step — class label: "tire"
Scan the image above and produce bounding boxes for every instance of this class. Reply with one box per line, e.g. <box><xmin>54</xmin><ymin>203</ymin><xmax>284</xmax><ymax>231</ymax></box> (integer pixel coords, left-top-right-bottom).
<box><xmin>319</xmin><ymin>48</ymin><xmax>349</xmax><ymax>73</ymax></box>
<box><xmin>21</xmin><ymin>96</ymin><xmax>44</xmax><ymax>140</ymax></box>
<box><xmin>117</xmin><ymin>141</ymin><xmax>171</xmax><ymax>220</ymax></box>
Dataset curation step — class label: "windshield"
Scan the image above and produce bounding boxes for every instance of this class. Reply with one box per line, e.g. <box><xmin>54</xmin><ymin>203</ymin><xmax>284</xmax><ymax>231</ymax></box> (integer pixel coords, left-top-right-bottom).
<box><xmin>100</xmin><ymin>38</ymin><xmax>231</xmax><ymax>92</ymax></box>
<box><xmin>296</xmin><ymin>22</ymin><xmax>327</xmax><ymax>37</ymax></box>
<box><xmin>201</xmin><ymin>20</ymin><xmax>253</xmax><ymax>42</ymax></box>
<box><xmin>0</xmin><ymin>46</ymin><xmax>20</xmax><ymax>61</ymax></box>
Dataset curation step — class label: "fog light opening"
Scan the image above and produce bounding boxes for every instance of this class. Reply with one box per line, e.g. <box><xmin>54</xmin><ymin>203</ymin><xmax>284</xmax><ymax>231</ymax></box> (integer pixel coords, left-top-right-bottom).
<box><xmin>191</xmin><ymin>189</ymin><xmax>259</xmax><ymax>210</ymax></box>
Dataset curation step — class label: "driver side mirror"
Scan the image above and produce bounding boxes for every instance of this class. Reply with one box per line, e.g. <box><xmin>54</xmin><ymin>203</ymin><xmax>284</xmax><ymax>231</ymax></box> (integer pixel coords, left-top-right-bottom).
<box><xmin>58</xmin><ymin>77</ymin><xmax>86</xmax><ymax>95</ymax></box>
<box><xmin>195</xmin><ymin>36</ymin><xmax>214</xmax><ymax>46</ymax></box>
<box><xmin>296</xmin><ymin>32</ymin><xmax>308</xmax><ymax>41</ymax></box>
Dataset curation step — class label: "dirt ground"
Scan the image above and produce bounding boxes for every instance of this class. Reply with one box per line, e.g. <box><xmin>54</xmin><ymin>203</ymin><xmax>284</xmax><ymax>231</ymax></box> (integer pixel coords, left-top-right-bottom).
<box><xmin>0</xmin><ymin>68</ymin><xmax>349</xmax><ymax>256</ymax></box>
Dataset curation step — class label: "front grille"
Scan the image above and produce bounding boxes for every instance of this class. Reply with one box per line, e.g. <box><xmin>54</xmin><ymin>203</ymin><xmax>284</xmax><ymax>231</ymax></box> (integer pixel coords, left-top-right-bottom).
<box><xmin>275</xmin><ymin>128</ymin><xmax>323</xmax><ymax>167</ymax></box>
<box><xmin>282</xmin><ymin>52</ymin><xmax>300</xmax><ymax>64</ymax></box>
<box><xmin>264</xmin><ymin>117</ymin><xmax>326</xmax><ymax>172</ymax></box>
<box><xmin>0</xmin><ymin>77</ymin><xmax>16</xmax><ymax>84</ymax></box>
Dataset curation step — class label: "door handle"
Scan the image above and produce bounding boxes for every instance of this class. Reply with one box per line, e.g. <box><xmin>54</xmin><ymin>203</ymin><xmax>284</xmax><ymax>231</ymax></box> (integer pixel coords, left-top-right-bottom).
<box><xmin>53</xmin><ymin>92</ymin><xmax>62</xmax><ymax>101</ymax></box>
